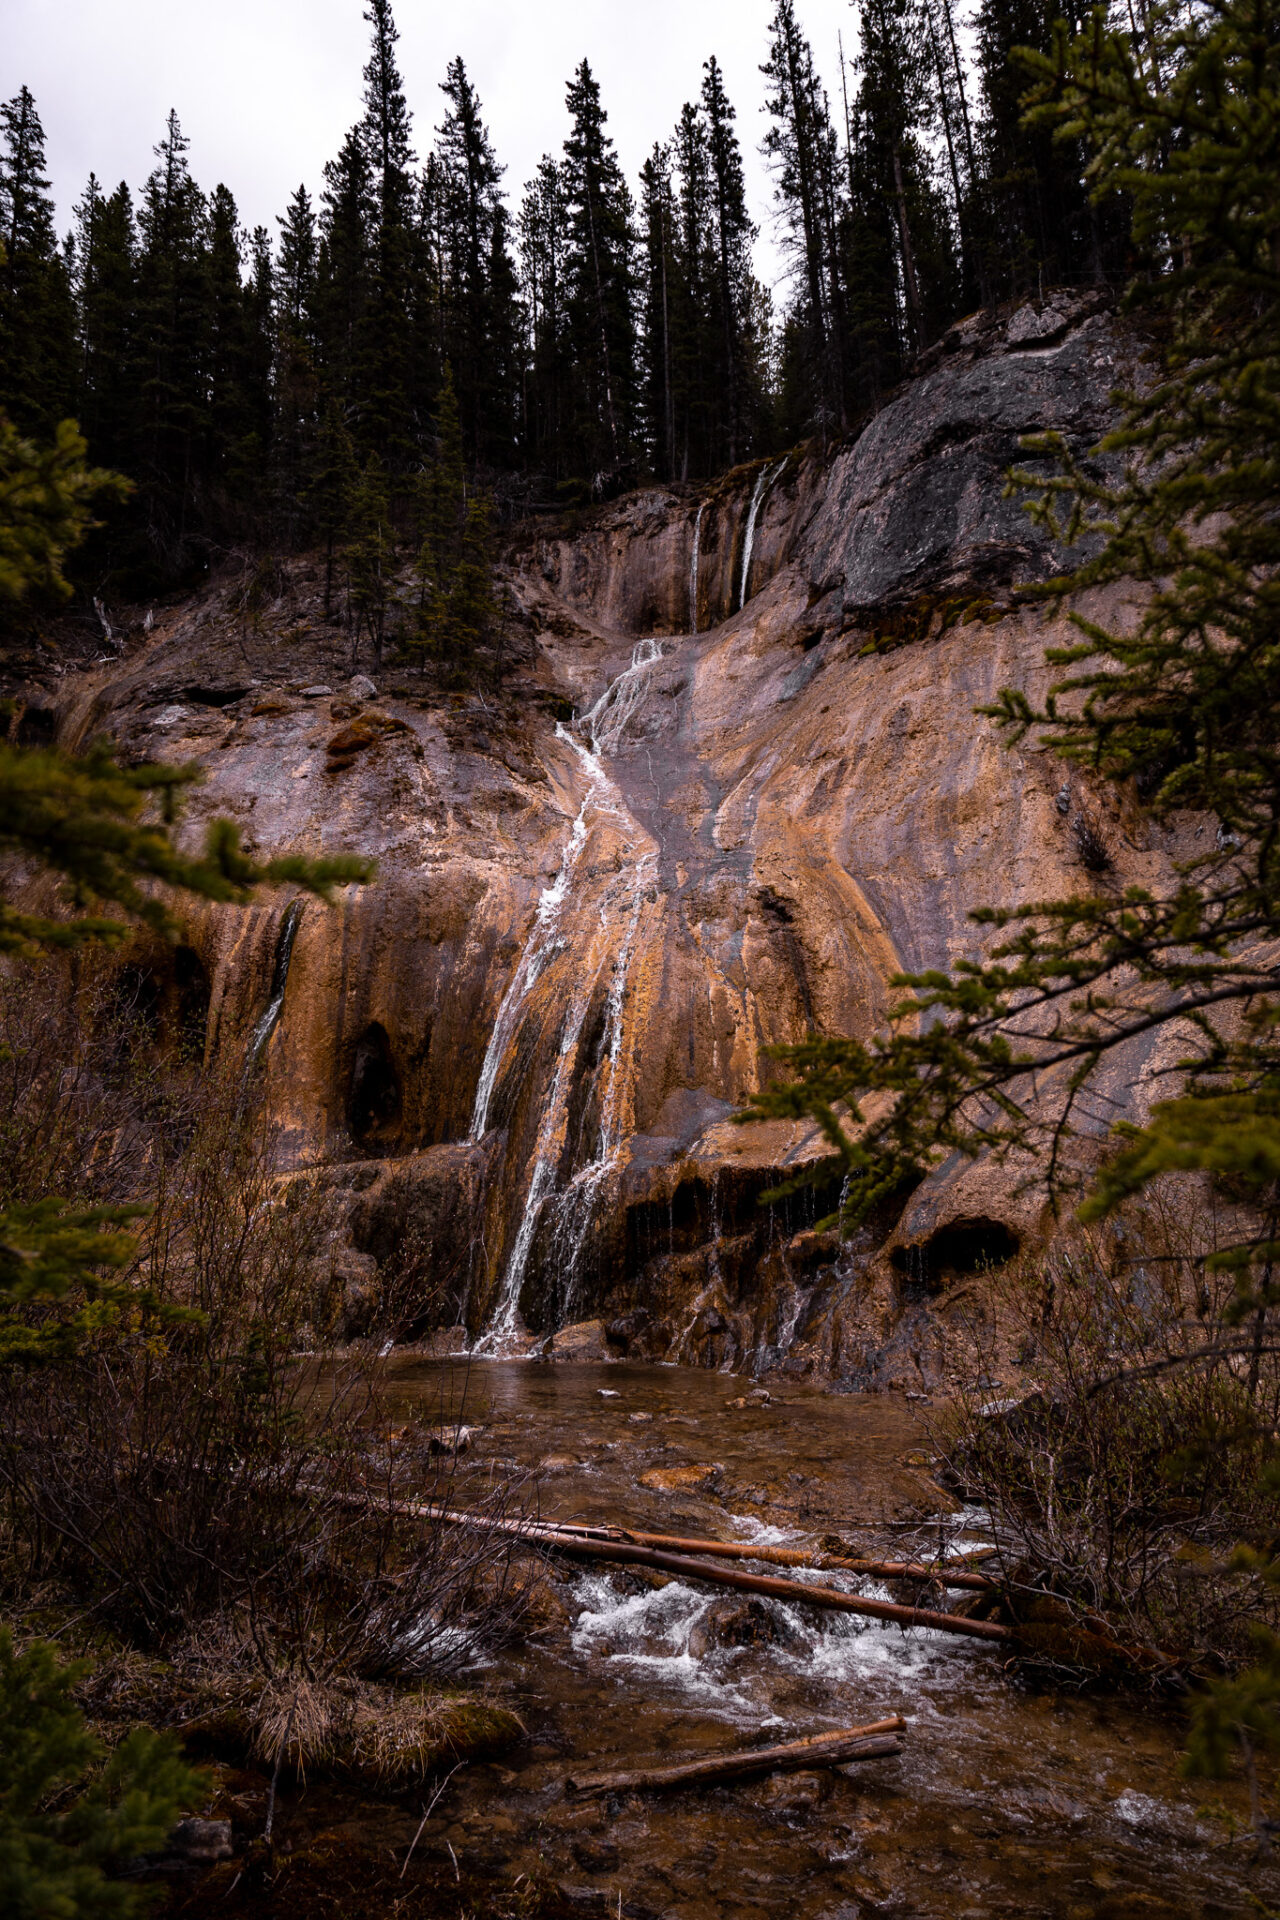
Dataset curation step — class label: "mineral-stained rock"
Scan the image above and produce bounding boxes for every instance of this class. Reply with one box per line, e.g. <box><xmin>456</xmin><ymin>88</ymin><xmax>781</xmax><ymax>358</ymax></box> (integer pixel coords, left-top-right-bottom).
<box><xmin>31</xmin><ymin>302</ymin><xmax>1195</xmax><ymax>1382</ymax></box>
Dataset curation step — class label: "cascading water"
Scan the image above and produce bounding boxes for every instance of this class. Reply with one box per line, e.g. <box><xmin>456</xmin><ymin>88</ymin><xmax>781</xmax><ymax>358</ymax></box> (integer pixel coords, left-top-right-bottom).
<box><xmin>735</xmin><ymin>459</ymin><xmax>786</xmax><ymax>614</ymax></box>
<box><xmin>242</xmin><ymin>897</ymin><xmax>304</xmax><ymax>1081</ymax></box>
<box><xmin>689</xmin><ymin>503</ymin><xmax>704</xmax><ymax>634</ymax></box>
<box><xmin>473</xmin><ymin>640</ymin><xmax>664</xmax><ymax>1354</ymax></box>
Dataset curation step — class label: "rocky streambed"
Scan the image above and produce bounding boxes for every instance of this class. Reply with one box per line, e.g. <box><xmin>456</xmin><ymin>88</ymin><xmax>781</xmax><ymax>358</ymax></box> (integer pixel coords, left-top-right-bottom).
<box><xmin>190</xmin><ymin>1358</ymin><xmax>1272</xmax><ymax>1920</ymax></box>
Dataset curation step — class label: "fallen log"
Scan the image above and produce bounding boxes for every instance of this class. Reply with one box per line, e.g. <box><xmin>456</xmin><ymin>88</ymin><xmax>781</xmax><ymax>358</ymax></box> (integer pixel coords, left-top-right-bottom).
<box><xmin>313</xmin><ymin>1491</ymin><xmax>1010</xmax><ymax>1639</ymax></box>
<box><xmin>565</xmin><ymin>1716</ymin><xmax>907</xmax><ymax>1796</ymax></box>
<box><xmin>536</xmin><ymin>1519</ymin><xmax>997</xmax><ymax>1590</ymax></box>
<box><xmin>536</xmin><ymin>1534</ymin><xmax>1012</xmax><ymax>1641</ymax></box>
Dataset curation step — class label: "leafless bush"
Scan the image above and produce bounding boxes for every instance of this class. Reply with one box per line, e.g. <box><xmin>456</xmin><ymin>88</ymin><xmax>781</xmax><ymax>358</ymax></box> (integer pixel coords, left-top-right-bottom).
<box><xmin>0</xmin><ymin>992</ymin><xmax>534</xmax><ymax>1743</ymax></box>
<box><xmin>0</xmin><ymin>951</ymin><xmax>199</xmax><ymax>1212</ymax></box>
<box><xmin>940</xmin><ymin>1201</ymin><xmax>1280</xmax><ymax>1673</ymax></box>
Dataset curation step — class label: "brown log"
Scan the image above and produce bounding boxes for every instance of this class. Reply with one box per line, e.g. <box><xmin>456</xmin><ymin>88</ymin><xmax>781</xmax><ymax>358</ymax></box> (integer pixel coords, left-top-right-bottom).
<box><xmin>316</xmin><ymin>1493</ymin><xmax>1010</xmax><ymax>1639</ymax></box>
<box><xmin>539</xmin><ymin>1534</ymin><xmax>1012</xmax><ymax>1640</ymax></box>
<box><xmin>565</xmin><ymin>1717</ymin><xmax>907</xmax><ymax>1795</ymax></box>
<box><xmin>540</xmin><ymin>1520</ymin><xmax>997</xmax><ymax>1590</ymax></box>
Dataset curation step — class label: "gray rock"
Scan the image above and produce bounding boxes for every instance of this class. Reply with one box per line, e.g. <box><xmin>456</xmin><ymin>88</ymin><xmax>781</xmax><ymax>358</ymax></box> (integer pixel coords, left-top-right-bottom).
<box><xmin>349</xmin><ymin>673</ymin><xmax>379</xmax><ymax>700</ymax></box>
<box><xmin>807</xmin><ymin>307</ymin><xmax>1134</xmax><ymax>619</ymax></box>
<box><xmin>299</xmin><ymin>683</ymin><xmax>333</xmax><ymax>698</ymax></box>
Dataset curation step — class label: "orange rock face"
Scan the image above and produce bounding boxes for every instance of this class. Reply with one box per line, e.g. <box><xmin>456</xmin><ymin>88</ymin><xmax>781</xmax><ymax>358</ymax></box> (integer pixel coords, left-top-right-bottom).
<box><xmin>49</xmin><ymin>297</ymin><xmax>1196</xmax><ymax>1386</ymax></box>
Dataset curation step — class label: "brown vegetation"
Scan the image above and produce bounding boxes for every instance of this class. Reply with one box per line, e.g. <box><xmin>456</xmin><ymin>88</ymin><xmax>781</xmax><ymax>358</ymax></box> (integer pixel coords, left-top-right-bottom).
<box><xmin>0</xmin><ymin>958</ymin><xmax>532</xmax><ymax>1783</ymax></box>
<box><xmin>937</xmin><ymin>1200</ymin><xmax>1280</xmax><ymax>1679</ymax></box>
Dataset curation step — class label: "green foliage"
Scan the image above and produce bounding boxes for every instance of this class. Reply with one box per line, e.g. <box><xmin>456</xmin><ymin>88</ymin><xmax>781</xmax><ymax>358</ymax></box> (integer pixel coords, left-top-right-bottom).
<box><xmin>753</xmin><ymin>0</ymin><xmax>1280</xmax><ymax>1800</ymax></box>
<box><xmin>409</xmin><ymin>368</ymin><xmax>497</xmax><ymax>674</ymax></box>
<box><xmin>0</xmin><ymin>1629</ymin><xmax>201</xmax><ymax>1918</ymax></box>
<box><xmin>0</xmin><ymin>740</ymin><xmax>371</xmax><ymax>955</ymax></box>
<box><xmin>0</xmin><ymin>413</ymin><xmax>129</xmax><ymax>606</ymax></box>
<box><xmin>752</xmin><ymin>0</ymin><xmax>1280</xmax><ymax>1268</ymax></box>
<box><xmin>341</xmin><ymin>451</ymin><xmax>393</xmax><ymax>665</ymax></box>
<box><xmin>0</xmin><ymin>1199</ymin><xmax>151</xmax><ymax>1364</ymax></box>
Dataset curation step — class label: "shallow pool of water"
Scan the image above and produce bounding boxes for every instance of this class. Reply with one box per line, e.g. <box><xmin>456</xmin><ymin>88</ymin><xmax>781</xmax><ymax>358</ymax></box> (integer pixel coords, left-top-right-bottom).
<box><xmin>371</xmin><ymin>1357</ymin><xmax>1269</xmax><ymax>1919</ymax></box>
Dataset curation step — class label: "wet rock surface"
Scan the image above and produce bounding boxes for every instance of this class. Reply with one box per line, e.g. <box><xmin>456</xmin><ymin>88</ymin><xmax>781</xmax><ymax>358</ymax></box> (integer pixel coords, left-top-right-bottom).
<box><xmin>22</xmin><ymin>299</ymin><xmax>1191</xmax><ymax>1378</ymax></box>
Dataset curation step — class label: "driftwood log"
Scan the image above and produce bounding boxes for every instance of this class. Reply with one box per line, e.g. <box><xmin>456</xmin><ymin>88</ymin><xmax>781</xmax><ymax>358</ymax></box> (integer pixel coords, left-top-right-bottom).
<box><xmin>565</xmin><ymin>1716</ymin><xmax>907</xmax><ymax>1795</ymax></box>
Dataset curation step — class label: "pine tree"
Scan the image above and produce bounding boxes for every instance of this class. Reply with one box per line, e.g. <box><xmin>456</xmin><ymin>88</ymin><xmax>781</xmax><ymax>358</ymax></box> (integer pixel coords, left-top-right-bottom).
<box><xmin>761</xmin><ymin>1</ymin><xmax>847</xmax><ymax>436</ymax></box>
<box><xmin>411</xmin><ymin>365</ymin><xmax>465</xmax><ymax>661</ymax></box>
<box><xmin>355</xmin><ymin>0</ymin><xmax>417</xmax><ymax>469</ymax></box>
<box><xmin>638</xmin><ymin>144</ymin><xmax>678</xmax><ymax>479</ymax></box>
<box><xmin>562</xmin><ymin>61</ymin><xmax>637</xmax><ymax>489</ymax></box>
<box><xmin>517</xmin><ymin>155</ymin><xmax>570</xmax><ymax>481</ymax></box>
<box><xmin>134</xmin><ymin>110</ymin><xmax>210</xmax><ymax>566</ymax></box>
<box><xmin>72</xmin><ymin>177</ymin><xmax>138</xmax><ymax>477</ymax></box>
<box><xmin>314</xmin><ymin>128</ymin><xmax>373</xmax><ymax>436</ymax></box>
<box><xmin>273</xmin><ymin>186</ymin><xmax>319</xmax><ymax>542</ymax></box>
<box><xmin>0</xmin><ymin>88</ymin><xmax>76</xmax><ymax>438</ymax></box>
<box><xmin>434</xmin><ymin>59</ymin><xmax>519</xmax><ymax>466</ymax></box>
<box><xmin>343</xmin><ymin>451</ymin><xmax>393</xmax><ymax>668</ymax></box>
<box><xmin>701</xmin><ymin>58</ymin><xmax>761</xmax><ymax>466</ymax></box>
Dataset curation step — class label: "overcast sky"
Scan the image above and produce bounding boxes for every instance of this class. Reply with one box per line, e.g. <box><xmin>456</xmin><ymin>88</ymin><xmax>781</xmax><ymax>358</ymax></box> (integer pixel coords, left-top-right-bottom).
<box><xmin>4</xmin><ymin>0</ymin><xmax>864</xmax><ymax>295</ymax></box>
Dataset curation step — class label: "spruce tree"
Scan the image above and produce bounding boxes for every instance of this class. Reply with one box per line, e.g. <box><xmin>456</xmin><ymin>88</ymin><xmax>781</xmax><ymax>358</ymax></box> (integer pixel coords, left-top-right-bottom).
<box><xmin>355</xmin><ymin>0</ymin><xmax>417</xmax><ymax>470</ymax></box>
<box><xmin>134</xmin><ymin>110</ymin><xmax>211</xmax><ymax>567</ymax></box>
<box><xmin>638</xmin><ymin>144</ymin><xmax>678</xmax><ymax>480</ymax></box>
<box><xmin>562</xmin><ymin>61</ymin><xmax>637</xmax><ymax>488</ymax></box>
<box><xmin>274</xmin><ymin>186</ymin><xmax>319</xmax><ymax>542</ymax></box>
<box><xmin>761</xmin><ymin>1</ymin><xmax>847</xmax><ymax>436</ymax></box>
<box><xmin>0</xmin><ymin>88</ymin><xmax>76</xmax><ymax>438</ymax></box>
<box><xmin>434</xmin><ymin>59</ymin><xmax>519</xmax><ymax>465</ymax></box>
<box><xmin>343</xmin><ymin>451</ymin><xmax>393</xmax><ymax>668</ymax></box>
<box><xmin>517</xmin><ymin>156</ymin><xmax>570</xmax><ymax>481</ymax></box>
<box><xmin>314</xmin><ymin>128</ymin><xmax>373</xmax><ymax>439</ymax></box>
<box><xmin>411</xmin><ymin>365</ymin><xmax>465</xmax><ymax>662</ymax></box>
<box><xmin>701</xmin><ymin>57</ymin><xmax>760</xmax><ymax>467</ymax></box>
<box><xmin>72</xmin><ymin>177</ymin><xmax>138</xmax><ymax>479</ymax></box>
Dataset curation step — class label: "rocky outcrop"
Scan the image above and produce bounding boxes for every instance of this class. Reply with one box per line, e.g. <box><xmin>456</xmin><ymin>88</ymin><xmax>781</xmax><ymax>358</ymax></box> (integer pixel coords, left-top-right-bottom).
<box><xmin>32</xmin><ymin>294</ymin><xmax>1190</xmax><ymax>1384</ymax></box>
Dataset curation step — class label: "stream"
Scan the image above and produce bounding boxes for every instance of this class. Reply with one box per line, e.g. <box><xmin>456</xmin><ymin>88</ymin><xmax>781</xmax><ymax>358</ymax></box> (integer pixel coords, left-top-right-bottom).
<box><xmin>370</xmin><ymin>1357</ymin><xmax>1266</xmax><ymax>1920</ymax></box>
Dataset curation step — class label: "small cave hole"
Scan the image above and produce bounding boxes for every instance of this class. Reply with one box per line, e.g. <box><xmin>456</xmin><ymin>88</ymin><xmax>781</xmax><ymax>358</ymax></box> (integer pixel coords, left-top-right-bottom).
<box><xmin>172</xmin><ymin>944</ymin><xmax>210</xmax><ymax>1059</ymax></box>
<box><xmin>15</xmin><ymin>704</ymin><xmax>57</xmax><ymax>747</ymax></box>
<box><xmin>348</xmin><ymin>1022</ymin><xmax>403</xmax><ymax>1151</ymax></box>
<box><xmin>891</xmin><ymin>1215</ymin><xmax>1020</xmax><ymax>1289</ymax></box>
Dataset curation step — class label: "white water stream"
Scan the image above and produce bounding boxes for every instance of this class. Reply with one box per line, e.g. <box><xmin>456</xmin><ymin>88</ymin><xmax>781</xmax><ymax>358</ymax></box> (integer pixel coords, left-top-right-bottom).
<box><xmin>689</xmin><ymin>502</ymin><xmax>704</xmax><ymax>634</ymax></box>
<box><xmin>472</xmin><ymin>640</ymin><xmax>664</xmax><ymax>1354</ymax></box>
<box><xmin>735</xmin><ymin>459</ymin><xmax>786</xmax><ymax>613</ymax></box>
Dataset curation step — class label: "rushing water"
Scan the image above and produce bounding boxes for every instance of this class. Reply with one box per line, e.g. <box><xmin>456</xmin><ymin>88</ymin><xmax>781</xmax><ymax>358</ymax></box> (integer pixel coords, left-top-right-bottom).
<box><xmin>242</xmin><ymin>896</ymin><xmax>304</xmax><ymax>1079</ymax></box>
<box><xmin>736</xmin><ymin>460</ymin><xmax>785</xmax><ymax>614</ymax></box>
<box><xmin>689</xmin><ymin>501</ymin><xmax>704</xmax><ymax>635</ymax></box>
<box><xmin>472</xmin><ymin>644</ymin><xmax>664</xmax><ymax>1354</ymax></box>
<box><xmin>370</xmin><ymin>1357</ymin><xmax>1271</xmax><ymax>1920</ymax></box>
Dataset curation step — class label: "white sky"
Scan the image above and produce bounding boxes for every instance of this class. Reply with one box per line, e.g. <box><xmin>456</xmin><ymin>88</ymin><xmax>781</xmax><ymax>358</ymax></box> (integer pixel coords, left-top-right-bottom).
<box><xmin>3</xmin><ymin>0</ymin><xmax>865</xmax><ymax>296</ymax></box>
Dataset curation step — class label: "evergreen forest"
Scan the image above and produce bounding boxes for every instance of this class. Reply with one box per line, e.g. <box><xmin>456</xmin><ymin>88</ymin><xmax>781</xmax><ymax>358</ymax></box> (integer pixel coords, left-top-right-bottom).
<box><xmin>1</xmin><ymin>0</ymin><xmax>1133</xmax><ymax>607</ymax></box>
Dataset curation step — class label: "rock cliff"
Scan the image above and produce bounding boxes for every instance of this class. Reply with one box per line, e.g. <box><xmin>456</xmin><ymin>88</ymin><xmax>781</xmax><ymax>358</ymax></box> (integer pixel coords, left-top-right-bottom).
<box><xmin>25</xmin><ymin>292</ymin><xmax>1198</xmax><ymax>1388</ymax></box>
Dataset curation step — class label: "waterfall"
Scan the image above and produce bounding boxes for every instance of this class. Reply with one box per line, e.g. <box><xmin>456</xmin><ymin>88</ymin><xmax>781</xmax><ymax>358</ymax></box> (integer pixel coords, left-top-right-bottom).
<box><xmin>473</xmin><ymin>640</ymin><xmax>663</xmax><ymax>1353</ymax></box>
<box><xmin>243</xmin><ymin>898</ymin><xmax>304</xmax><ymax>1079</ymax></box>
<box><xmin>735</xmin><ymin>460</ymin><xmax>785</xmax><ymax>614</ymax></box>
<box><xmin>689</xmin><ymin>503</ymin><xmax>703</xmax><ymax>634</ymax></box>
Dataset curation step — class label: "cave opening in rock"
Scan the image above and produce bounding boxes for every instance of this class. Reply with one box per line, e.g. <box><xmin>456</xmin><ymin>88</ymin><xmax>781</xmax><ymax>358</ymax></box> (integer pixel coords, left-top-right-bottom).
<box><xmin>348</xmin><ymin>1022</ymin><xmax>403</xmax><ymax>1151</ymax></box>
<box><xmin>891</xmin><ymin>1215</ymin><xmax>1020</xmax><ymax>1288</ymax></box>
<box><xmin>172</xmin><ymin>944</ymin><xmax>210</xmax><ymax>1060</ymax></box>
